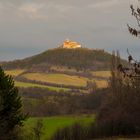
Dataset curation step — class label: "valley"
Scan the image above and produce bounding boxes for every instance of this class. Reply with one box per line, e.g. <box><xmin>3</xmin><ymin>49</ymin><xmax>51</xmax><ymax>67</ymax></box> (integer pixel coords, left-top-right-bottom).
<box><xmin>1</xmin><ymin>48</ymin><xmax>132</xmax><ymax>140</ymax></box>
<box><xmin>5</xmin><ymin>69</ymin><xmax>109</xmax><ymax>91</ymax></box>
<box><xmin>0</xmin><ymin>0</ymin><xmax>140</xmax><ymax>139</ymax></box>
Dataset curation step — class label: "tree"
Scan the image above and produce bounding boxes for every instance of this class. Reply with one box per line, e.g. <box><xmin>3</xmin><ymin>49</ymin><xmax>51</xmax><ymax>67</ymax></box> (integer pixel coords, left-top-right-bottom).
<box><xmin>127</xmin><ymin>2</ymin><xmax>140</xmax><ymax>37</ymax></box>
<box><xmin>33</xmin><ymin>119</ymin><xmax>44</xmax><ymax>140</ymax></box>
<box><xmin>0</xmin><ymin>67</ymin><xmax>27</xmax><ymax>140</ymax></box>
<box><xmin>118</xmin><ymin>1</ymin><xmax>140</xmax><ymax>78</ymax></box>
<box><xmin>97</xmin><ymin>2</ymin><xmax>140</xmax><ymax>133</ymax></box>
<box><xmin>97</xmin><ymin>1</ymin><xmax>140</xmax><ymax>136</ymax></box>
<box><xmin>97</xmin><ymin>51</ymin><xmax>140</xmax><ymax>136</ymax></box>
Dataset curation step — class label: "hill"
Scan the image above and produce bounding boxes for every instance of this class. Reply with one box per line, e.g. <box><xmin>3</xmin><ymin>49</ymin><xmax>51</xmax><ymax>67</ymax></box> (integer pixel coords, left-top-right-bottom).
<box><xmin>2</xmin><ymin>48</ymin><xmax>116</xmax><ymax>71</ymax></box>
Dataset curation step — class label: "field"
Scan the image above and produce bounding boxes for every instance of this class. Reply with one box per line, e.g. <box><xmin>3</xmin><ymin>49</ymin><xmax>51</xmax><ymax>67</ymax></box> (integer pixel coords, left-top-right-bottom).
<box><xmin>22</xmin><ymin>73</ymin><xmax>88</xmax><ymax>87</ymax></box>
<box><xmin>24</xmin><ymin>115</ymin><xmax>94</xmax><ymax>140</ymax></box>
<box><xmin>22</xmin><ymin>72</ymin><xmax>109</xmax><ymax>88</ymax></box>
<box><xmin>5</xmin><ymin>69</ymin><xmax>110</xmax><ymax>89</ymax></box>
<box><xmin>15</xmin><ymin>81</ymin><xmax>70</xmax><ymax>91</ymax></box>
<box><xmin>91</xmin><ymin>71</ymin><xmax>111</xmax><ymax>78</ymax></box>
<box><xmin>93</xmin><ymin>79</ymin><xmax>108</xmax><ymax>88</ymax></box>
<box><xmin>23</xmin><ymin>116</ymin><xmax>139</xmax><ymax>140</ymax></box>
<box><xmin>5</xmin><ymin>69</ymin><xmax>25</xmax><ymax>76</ymax></box>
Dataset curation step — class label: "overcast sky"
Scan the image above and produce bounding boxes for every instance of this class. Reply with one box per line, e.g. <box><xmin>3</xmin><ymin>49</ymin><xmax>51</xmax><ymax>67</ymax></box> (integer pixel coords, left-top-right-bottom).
<box><xmin>0</xmin><ymin>0</ymin><xmax>139</xmax><ymax>61</ymax></box>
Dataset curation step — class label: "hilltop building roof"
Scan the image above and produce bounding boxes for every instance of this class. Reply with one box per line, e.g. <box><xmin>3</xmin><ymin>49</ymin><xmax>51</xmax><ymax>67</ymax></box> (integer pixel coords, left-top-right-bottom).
<box><xmin>62</xmin><ymin>39</ymin><xmax>81</xmax><ymax>49</ymax></box>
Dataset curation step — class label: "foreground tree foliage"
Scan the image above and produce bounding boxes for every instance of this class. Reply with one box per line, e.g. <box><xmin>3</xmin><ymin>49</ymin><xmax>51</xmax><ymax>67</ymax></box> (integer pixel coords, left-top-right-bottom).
<box><xmin>128</xmin><ymin>3</ymin><xmax>140</xmax><ymax>37</ymax></box>
<box><xmin>97</xmin><ymin>1</ymin><xmax>140</xmax><ymax>136</ymax></box>
<box><xmin>97</xmin><ymin>52</ymin><xmax>140</xmax><ymax>136</ymax></box>
<box><xmin>0</xmin><ymin>67</ymin><xmax>27</xmax><ymax>140</ymax></box>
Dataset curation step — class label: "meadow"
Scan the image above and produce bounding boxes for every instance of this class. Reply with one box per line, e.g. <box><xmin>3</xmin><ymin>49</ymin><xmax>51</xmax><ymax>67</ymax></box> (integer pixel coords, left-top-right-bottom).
<box><xmin>5</xmin><ymin>69</ymin><xmax>25</xmax><ymax>76</ymax></box>
<box><xmin>5</xmin><ymin>69</ymin><xmax>110</xmax><ymax>89</ymax></box>
<box><xmin>22</xmin><ymin>73</ymin><xmax>88</xmax><ymax>87</ymax></box>
<box><xmin>23</xmin><ymin>116</ymin><xmax>139</xmax><ymax>140</ymax></box>
<box><xmin>24</xmin><ymin>115</ymin><xmax>94</xmax><ymax>140</ymax></box>
<box><xmin>22</xmin><ymin>72</ymin><xmax>109</xmax><ymax>89</ymax></box>
<box><xmin>15</xmin><ymin>81</ymin><xmax>70</xmax><ymax>91</ymax></box>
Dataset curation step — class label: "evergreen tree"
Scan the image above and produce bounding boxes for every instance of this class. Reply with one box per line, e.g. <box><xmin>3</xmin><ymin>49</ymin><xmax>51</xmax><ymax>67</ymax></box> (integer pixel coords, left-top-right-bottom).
<box><xmin>0</xmin><ymin>67</ymin><xmax>26</xmax><ymax>140</ymax></box>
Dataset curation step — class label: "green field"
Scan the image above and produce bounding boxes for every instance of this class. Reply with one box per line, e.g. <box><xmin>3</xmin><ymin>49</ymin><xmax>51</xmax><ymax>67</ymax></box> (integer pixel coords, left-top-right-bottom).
<box><xmin>15</xmin><ymin>81</ymin><xmax>70</xmax><ymax>91</ymax></box>
<box><xmin>22</xmin><ymin>73</ymin><xmax>88</xmax><ymax>87</ymax></box>
<box><xmin>24</xmin><ymin>115</ymin><xmax>94</xmax><ymax>140</ymax></box>
<box><xmin>6</xmin><ymin>69</ymin><xmax>109</xmax><ymax>89</ymax></box>
<box><xmin>22</xmin><ymin>73</ymin><xmax>109</xmax><ymax>88</ymax></box>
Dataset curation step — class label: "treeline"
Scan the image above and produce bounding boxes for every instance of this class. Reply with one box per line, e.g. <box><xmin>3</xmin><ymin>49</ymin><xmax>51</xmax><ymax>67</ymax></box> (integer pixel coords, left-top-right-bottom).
<box><xmin>2</xmin><ymin>48</ymin><xmax>116</xmax><ymax>71</ymax></box>
<box><xmin>19</xmin><ymin>87</ymin><xmax>107</xmax><ymax>116</ymax></box>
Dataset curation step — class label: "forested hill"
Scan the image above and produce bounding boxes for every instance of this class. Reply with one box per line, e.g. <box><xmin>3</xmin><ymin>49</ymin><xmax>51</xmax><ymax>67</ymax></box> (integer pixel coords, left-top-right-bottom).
<box><xmin>2</xmin><ymin>48</ymin><xmax>122</xmax><ymax>71</ymax></box>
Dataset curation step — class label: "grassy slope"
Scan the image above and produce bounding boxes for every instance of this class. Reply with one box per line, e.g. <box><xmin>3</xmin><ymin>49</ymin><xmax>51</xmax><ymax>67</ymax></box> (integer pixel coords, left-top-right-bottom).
<box><xmin>5</xmin><ymin>69</ymin><xmax>70</xmax><ymax>91</ymax></box>
<box><xmin>24</xmin><ymin>115</ymin><xmax>94</xmax><ymax>140</ymax></box>
<box><xmin>22</xmin><ymin>73</ymin><xmax>88</xmax><ymax>87</ymax></box>
<box><xmin>23</xmin><ymin>72</ymin><xmax>109</xmax><ymax>88</ymax></box>
<box><xmin>15</xmin><ymin>81</ymin><xmax>70</xmax><ymax>91</ymax></box>
<box><xmin>5</xmin><ymin>69</ymin><xmax>25</xmax><ymax>76</ymax></box>
<box><xmin>5</xmin><ymin>69</ymin><xmax>109</xmax><ymax>89</ymax></box>
<box><xmin>23</xmin><ymin>116</ymin><xmax>139</xmax><ymax>140</ymax></box>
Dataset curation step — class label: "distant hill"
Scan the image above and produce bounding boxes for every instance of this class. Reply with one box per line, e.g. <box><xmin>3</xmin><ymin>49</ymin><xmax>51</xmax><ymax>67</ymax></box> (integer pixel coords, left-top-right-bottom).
<box><xmin>2</xmin><ymin>48</ymin><xmax>124</xmax><ymax>71</ymax></box>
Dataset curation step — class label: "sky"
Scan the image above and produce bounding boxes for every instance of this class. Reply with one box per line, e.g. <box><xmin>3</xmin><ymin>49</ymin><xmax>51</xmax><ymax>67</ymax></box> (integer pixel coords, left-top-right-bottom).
<box><xmin>0</xmin><ymin>0</ymin><xmax>139</xmax><ymax>61</ymax></box>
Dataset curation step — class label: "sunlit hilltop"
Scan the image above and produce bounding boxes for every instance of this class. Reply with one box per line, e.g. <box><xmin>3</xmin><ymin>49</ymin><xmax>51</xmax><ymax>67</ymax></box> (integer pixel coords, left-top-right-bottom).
<box><xmin>62</xmin><ymin>39</ymin><xmax>81</xmax><ymax>49</ymax></box>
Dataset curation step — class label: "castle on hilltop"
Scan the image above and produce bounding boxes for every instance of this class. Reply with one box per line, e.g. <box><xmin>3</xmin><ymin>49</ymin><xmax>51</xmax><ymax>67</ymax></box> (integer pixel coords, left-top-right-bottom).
<box><xmin>62</xmin><ymin>39</ymin><xmax>82</xmax><ymax>49</ymax></box>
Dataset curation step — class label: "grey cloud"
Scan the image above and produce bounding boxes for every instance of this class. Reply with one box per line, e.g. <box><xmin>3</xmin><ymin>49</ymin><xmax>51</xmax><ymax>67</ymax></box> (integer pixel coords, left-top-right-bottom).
<box><xmin>0</xmin><ymin>0</ymin><xmax>139</xmax><ymax>61</ymax></box>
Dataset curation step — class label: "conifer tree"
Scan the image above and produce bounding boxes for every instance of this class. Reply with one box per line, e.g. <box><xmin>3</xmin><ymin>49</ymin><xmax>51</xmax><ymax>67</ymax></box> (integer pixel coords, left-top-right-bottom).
<box><xmin>0</xmin><ymin>67</ymin><xmax>26</xmax><ymax>140</ymax></box>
